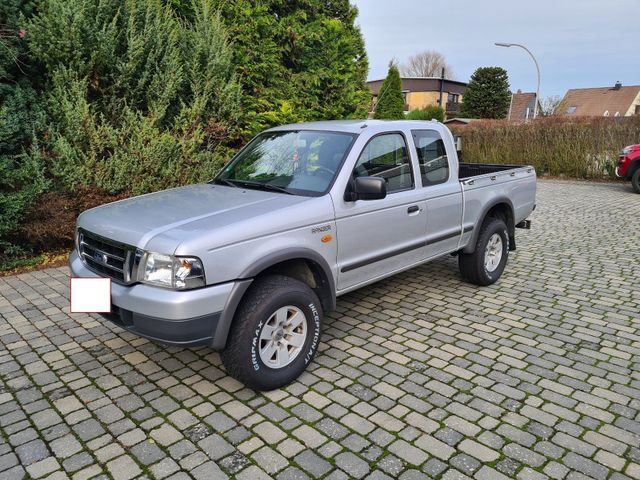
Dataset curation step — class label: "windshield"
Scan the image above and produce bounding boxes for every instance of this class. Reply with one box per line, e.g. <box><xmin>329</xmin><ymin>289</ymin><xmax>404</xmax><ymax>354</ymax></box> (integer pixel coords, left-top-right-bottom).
<box><xmin>218</xmin><ymin>130</ymin><xmax>357</xmax><ymax>196</ymax></box>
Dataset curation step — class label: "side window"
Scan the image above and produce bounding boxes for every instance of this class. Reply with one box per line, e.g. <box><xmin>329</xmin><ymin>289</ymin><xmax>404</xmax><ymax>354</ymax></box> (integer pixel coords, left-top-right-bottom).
<box><xmin>353</xmin><ymin>133</ymin><xmax>413</xmax><ymax>193</ymax></box>
<box><xmin>412</xmin><ymin>130</ymin><xmax>450</xmax><ymax>186</ymax></box>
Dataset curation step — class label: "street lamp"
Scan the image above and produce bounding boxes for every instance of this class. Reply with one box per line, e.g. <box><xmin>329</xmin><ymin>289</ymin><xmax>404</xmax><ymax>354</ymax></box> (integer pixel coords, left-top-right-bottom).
<box><xmin>495</xmin><ymin>42</ymin><xmax>541</xmax><ymax>119</ymax></box>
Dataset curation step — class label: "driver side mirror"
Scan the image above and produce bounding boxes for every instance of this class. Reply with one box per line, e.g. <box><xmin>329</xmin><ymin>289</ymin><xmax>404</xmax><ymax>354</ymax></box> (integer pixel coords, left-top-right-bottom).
<box><xmin>345</xmin><ymin>176</ymin><xmax>387</xmax><ymax>201</ymax></box>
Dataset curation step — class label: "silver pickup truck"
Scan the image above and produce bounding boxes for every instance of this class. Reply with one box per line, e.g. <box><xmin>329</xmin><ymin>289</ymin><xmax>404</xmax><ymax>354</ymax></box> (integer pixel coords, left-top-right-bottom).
<box><xmin>70</xmin><ymin>120</ymin><xmax>536</xmax><ymax>390</ymax></box>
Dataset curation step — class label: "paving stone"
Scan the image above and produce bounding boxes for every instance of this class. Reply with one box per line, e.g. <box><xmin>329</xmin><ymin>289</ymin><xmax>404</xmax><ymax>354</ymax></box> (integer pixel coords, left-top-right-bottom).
<box><xmin>334</xmin><ymin>452</ymin><xmax>370</xmax><ymax>479</ymax></box>
<box><xmin>61</xmin><ymin>451</ymin><xmax>93</xmax><ymax>473</ymax></box>
<box><xmin>1</xmin><ymin>180</ymin><xmax>639</xmax><ymax>480</ymax></box>
<box><xmin>191</xmin><ymin>460</ymin><xmax>229</xmax><ymax>480</ymax></box>
<box><xmin>106</xmin><ymin>455</ymin><xmax>141</xmax><ymax>480</ymax></box>
<box><xmin>130</xmin><ymin>440</ymin><xmax>166</xmax><ymax>465</ymax></box>
<box><xmin>552</xmin><ymin>432</ymin><xmax>596</xmax><ymax>457</ymax></box>
<box><xmin>277</xmin><ymin>466</ymin><xmax>310</xmax><ymax>480</ymax></box>
<box><xmin>496</xmin><ymin>457</ymin><xmax>521</xmax><ymax>477</ymax></box>
<box><xmin>15</xmin><ymin>439</ymin><xmax>49</xmax><ymax>466</ymax></box>
<box><xmin>388</xmin><ymin>440</ymin><xmax>428</xmax><ymax>465</ymax></box>
<box><xmin>198</xmin><ymin>434</ymin><xmax>234</xmax><ymax>461</ymax></box>
<box><xmin>219</xmin><ymin>451</ymin><xmax>250</xmax><ymax>475</ymax></box>
<box><xmin>434</xmin><ymin>427</ymin><xmax>464</xmax><ymax>446</ymax></box>
<box><xmin>450</xmin><ymin>453</ymin><xmax>480</xmax><ymax>475</ymax></box>
<box><xmin>423</xmin><ymin>458</ymin><xmax>448</xmax><ymax>477</ymax></box>
<box><xmin>503</xmin><ymin>442</ymin><xmax>546</xmax><ymax>467</ymax></box>
<box><xmin>563</xmin><ymin>452</ymin><xmax>609</xmax><ymax>480</ymax></box>
<box><xmin>458</xmin><ymin>439</ymin><xmax>499</xmax><ymax>462</ymax></box>
<box><xmin>25</xmin><ymin>456</ymin><xmax>60</xmax><ymax>479</ymax></box>
<box><xmin>378</xmin><ymin>454</ymin><xmax>404</xmax><ymax>477</ymax></box>
<box><xmin>294</xmin><ymin>450</ymin><xmax>333</xmax><ymax>477</ymax></box>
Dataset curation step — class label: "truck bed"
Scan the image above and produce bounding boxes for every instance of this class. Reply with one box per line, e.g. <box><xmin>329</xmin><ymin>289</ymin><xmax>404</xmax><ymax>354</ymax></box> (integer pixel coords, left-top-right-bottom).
<box><xmin>459</xmin><ymin>163</ymin><xmax>525</xmax><ymax>179</ymax></box>
<box><xmin>457</xmin><ymin>162</ymin><xmax>537</xmax><ymax>248</ymax></box>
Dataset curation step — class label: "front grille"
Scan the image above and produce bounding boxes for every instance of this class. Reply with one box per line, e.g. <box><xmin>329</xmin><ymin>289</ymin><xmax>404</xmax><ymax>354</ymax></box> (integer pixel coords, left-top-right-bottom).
<box><xmin>78</xmin><ymin>230</ymin><xmax>133</xmax><ymax>283</ymax></box>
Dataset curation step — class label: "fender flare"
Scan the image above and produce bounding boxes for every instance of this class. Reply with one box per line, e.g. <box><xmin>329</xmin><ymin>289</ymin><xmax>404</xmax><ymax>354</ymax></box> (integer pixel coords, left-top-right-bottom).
<box><xmin>211</xmin><ymin>248</ymin><xmax>337</xmax><ymax>350</ymax></box>
<box><xmin>463</xmin><ymin>197</ymin><xmax>516</xmax><ymax>254</ymax></box>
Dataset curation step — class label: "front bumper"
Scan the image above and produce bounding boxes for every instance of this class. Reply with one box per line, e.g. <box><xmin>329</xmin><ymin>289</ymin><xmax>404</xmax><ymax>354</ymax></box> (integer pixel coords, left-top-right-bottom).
<box><xmin>70</xmin><ymin>250</ymin><xmax>238</xmax><ymax>347</ymax></box>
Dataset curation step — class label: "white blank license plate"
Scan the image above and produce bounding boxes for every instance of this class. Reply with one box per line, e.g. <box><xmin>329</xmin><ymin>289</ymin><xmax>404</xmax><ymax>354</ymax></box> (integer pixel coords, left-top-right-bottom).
<box><xmin>70</xmin><ymin>277</ymin><xmax>111</xmax><ymax>313</ymax></box>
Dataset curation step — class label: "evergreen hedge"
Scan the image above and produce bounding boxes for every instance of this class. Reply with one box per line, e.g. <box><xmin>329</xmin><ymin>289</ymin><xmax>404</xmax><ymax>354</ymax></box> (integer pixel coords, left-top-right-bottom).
<box><xmin>0</xmin><ymin>0</ymin><xmax>371</xmax><ymax>258</ymax></box>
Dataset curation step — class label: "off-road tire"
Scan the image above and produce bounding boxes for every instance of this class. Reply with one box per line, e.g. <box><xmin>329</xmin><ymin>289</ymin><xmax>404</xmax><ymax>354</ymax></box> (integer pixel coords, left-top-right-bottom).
<box><xmin>632</xmin><ymin>168</ymin><xmax>640</xmax><ymax>194</ymax></box>
<box><xmin>220</xmin><ymin>275</ymin><xmax>323</xmax><ymax>391</ymax></box>
<box><xmin>459</xmin><ymin>217</ymin><xmax>509</xmax><ymax>286</ymax></box>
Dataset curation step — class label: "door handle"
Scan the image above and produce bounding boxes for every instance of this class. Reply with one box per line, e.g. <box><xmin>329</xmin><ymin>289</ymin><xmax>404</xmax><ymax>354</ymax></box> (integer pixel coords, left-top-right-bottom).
<box><xmin>407</xmin><ymin>205</ymin><xmax>420</xmax><ymax>214</ymax></box>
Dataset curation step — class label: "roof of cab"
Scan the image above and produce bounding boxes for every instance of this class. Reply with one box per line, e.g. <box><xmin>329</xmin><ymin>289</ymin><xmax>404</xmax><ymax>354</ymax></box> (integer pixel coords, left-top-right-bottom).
<box><xmin>266</xmin><ymin>119</ymin><xmax>447</xmax><ymax>135</ymax></box>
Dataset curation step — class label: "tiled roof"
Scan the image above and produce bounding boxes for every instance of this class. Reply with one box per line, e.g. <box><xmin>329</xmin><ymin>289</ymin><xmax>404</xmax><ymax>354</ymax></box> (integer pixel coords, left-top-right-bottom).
<box><xmin>509</xmin><ymin>91</ymin><xmax>538</xmax><ymax>120</ymax></box>
<box><xmin>559</xmin><ymin>84</ymin><xmax>640</xmax><ymax>116</ymax></box>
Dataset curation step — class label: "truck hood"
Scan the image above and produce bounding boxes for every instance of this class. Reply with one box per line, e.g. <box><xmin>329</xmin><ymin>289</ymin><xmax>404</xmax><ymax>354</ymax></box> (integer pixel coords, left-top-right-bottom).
<box><xmin>77</xmin><ymin>184</ymin><xmax>312</xmax><ymax>253</ymax></box>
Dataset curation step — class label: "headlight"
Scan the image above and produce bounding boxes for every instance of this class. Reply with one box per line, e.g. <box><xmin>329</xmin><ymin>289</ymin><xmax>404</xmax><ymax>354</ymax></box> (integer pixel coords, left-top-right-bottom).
<box><xmin>141</xmin><ymin>252</ymin><xmax>205</xmax><ymax>289</ymax></box>
<box><xmin>622</xmin><ymin>146</ymin><xmax>633</xmax><ymax>155</ymax></box>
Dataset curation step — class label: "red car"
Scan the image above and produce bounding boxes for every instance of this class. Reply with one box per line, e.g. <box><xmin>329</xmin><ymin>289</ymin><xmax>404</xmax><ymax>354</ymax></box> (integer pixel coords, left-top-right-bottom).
<box><xmin>616</xmin><ymin>144</ymin><xmax>640</xmax><ymax>193</ymax></box>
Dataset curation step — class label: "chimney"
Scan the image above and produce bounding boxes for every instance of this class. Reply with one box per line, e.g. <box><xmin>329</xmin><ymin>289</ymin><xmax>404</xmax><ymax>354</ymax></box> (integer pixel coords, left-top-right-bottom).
<box><xmin>517</xmin><ymin>89</ymin><xmax>522</xmax><ymax>94</ymax></box>
<box><xmin>614</xmin><ymin>81</ymin><xmax>622</xmax><ymax>90</ymax></box>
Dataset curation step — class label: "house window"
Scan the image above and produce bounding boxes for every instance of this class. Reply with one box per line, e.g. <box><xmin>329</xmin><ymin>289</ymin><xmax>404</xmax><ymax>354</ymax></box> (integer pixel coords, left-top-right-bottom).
<box><xmin>566</xmin><ymin>106</ymin><xmax>577</xmax><ymax>114</ymax></box>
<box><xmin>447</xmin><ymin>93</ymin><xmax>459</xmax><ymax>104</ymax></box>
<box><xmin>635</xmin><ymin>105</ymin><xmax>640</xmax><ymax>115</ymax></box>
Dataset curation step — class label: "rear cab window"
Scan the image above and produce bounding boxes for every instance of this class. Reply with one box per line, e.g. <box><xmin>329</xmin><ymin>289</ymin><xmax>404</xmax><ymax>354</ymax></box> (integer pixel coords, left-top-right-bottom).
<box><xmin>411</xmin><ymin>130</ymin><xmax>450</xmax><ymax>186</ymax></box>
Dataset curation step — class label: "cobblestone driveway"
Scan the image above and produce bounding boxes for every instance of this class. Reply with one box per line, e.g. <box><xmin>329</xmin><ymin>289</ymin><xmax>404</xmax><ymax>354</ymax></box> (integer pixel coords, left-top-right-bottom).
<box><xmin>1</xmin><ymin>180</ymin><xmax>639</xmax><ymax>480</ymax></box>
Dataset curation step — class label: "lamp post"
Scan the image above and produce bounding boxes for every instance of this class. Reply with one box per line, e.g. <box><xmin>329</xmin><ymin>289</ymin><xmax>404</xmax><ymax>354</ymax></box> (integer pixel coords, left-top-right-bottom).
<box><xmin>495</xmin><ymin>42</ymin><xmax>540</xmax><ymax>119</ymax></box>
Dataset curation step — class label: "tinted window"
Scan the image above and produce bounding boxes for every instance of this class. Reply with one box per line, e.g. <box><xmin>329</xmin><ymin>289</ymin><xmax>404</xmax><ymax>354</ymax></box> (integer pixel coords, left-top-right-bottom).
<box><xmin>353</xmin><ymin>133</ymin><xmax>413</xmax><ymax>193</ymax></box>
<box><xmin>412</xmin><ymin>130</ymin><xmax>449</xmax><ymax>186</ymax></box>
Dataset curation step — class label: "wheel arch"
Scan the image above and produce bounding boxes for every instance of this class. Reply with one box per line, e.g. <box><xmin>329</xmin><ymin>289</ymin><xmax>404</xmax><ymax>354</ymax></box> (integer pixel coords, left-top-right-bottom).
<box><xmin>627</xmin><ymin>157</ymin><xmax>640</xmax><ymax>180</ymax></box>
<box><xmin>212</xmin><ymin>249</ymin><xmax>336</xmax><ymax>350</ymax></box>
<box><xmin>463</xmin><ymin>198</ymin><xmax>516</xmax><ymax>254</ymax></box>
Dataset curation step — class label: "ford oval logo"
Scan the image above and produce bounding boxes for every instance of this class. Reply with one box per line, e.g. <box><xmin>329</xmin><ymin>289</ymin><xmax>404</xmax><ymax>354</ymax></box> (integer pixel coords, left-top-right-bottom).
<box><xmin>94</xmin><ymin>251</ymin><xmax>108</xmax><ymax>264</ymax></box>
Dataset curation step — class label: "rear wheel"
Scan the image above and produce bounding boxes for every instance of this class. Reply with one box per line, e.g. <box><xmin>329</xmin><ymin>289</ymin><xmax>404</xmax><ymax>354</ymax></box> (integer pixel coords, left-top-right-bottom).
<box><xmin>631</xmin><ymin>168</ymin><xmax>640</xmax><ymax>193</ymax></box>
<box><xmin>459</xmin><ymin>217</ymin><xmax>509</xmax><ymax>286</ymax></box>
<box><xmin>221</xmin><ymin>275</ymin><xmax>322</xmax><ymax>391</ymax></box>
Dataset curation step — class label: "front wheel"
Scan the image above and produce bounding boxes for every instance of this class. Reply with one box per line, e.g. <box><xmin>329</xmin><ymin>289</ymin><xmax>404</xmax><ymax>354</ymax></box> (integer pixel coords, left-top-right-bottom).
<box><xmin>632</xmin><ymin>169</ymin><xmax>640</xmax><ymax>194</ymax></box>
<box><xmin>221</xmin><ymin>275</ymin><xmax>323</xmax><ymax>391</ymax></box>
<box><xmin>459</xmin><ymin>217</ymin><xmax>509</xmax><ymax>286</ymax></box>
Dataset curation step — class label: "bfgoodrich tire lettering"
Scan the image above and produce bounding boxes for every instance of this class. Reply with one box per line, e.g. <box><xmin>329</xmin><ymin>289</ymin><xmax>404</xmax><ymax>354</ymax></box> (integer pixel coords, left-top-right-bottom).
<box><xmin>458</xmin><ymin>217</ymin><xmax>509</xmax><ymax>286</ymax></box>
<box><xmin>221</xmin><ymin>275</ymin><xmax>322</xmax><ymax>391</ymax></box>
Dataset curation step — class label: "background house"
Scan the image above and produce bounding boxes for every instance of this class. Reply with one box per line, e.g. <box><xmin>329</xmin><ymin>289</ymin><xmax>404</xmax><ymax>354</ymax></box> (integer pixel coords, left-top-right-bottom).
<box><xmin>508</xmin><ymin>90</ymin><xmax>542</xmax><ymax>121</ymax></box>
<box><xmin>367</xmin><ymin>77</ymin><xmax>467</xmax><ymax>117</ymax></box>
<box><xmin>557</xmin><ymin>82</ymin><xmax>640</xmax><ymax>117</ymax></box>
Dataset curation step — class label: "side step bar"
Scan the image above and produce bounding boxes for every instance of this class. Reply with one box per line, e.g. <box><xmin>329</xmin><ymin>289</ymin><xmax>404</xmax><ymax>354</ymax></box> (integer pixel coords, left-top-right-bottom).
<box><xmin>516</xmin><ymin>220</ymin><xmax>532</xmax><ymax>229</ymax></box>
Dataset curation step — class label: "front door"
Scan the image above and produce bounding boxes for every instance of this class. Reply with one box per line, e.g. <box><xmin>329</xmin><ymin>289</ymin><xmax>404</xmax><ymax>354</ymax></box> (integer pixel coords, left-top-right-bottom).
<box><xmin>335</xmin><ymin>132</ymin><xmax>428</xmax><ymax>291</ymax></box>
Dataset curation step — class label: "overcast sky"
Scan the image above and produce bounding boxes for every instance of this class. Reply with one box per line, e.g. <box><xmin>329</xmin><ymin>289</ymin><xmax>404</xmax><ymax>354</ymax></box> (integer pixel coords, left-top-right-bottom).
<box><xmin>351</xmin><ymin>0</ymin><xmax>640</xmax><ymax>99</ymax></box>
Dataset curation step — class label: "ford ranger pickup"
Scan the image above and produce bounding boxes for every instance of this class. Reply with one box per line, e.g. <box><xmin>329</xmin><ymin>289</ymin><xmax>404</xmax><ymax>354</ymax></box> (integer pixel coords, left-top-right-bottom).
<box><xmin>70</xmin><ymin>120</ymin><xmax>537</xmax><ymax>390</ymax></box>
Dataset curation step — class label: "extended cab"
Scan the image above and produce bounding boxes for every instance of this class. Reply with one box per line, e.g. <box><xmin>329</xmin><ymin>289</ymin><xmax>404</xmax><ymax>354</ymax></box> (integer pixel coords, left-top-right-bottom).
<box><xmin>70</xmin><ymin>120</ymin><xmax>536</xmax><ymax>390</ymax></box>
<box><xmin>616</xmin><ymin>144</ymin><xmax>640</xmax><ymax>193</ymax></box>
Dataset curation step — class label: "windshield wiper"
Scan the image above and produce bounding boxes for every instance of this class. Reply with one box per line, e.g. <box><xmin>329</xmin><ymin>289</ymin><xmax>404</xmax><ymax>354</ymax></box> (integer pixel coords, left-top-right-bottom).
<box><xmin>232</xmin><ymin>180</ymin><xmax>295</xmax><ymax>195</ymax></box>
<box><xmin>212</xmin><ymin>178</ymin><xmax>239</xmax><ymax>188</ymax></box>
